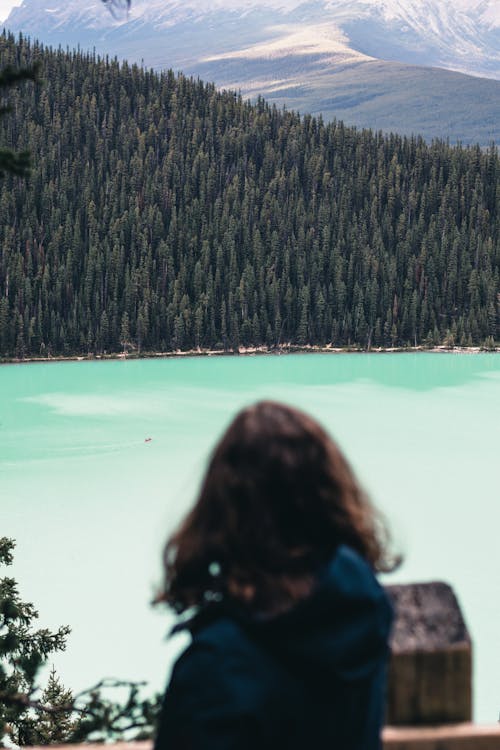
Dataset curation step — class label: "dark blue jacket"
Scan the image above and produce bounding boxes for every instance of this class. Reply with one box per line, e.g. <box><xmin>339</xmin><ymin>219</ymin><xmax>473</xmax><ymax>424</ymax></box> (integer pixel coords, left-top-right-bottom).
<box><xmin>155</xmin><ymin>545</ymin><xmax>393</xmax><ymax>750</ymax></box>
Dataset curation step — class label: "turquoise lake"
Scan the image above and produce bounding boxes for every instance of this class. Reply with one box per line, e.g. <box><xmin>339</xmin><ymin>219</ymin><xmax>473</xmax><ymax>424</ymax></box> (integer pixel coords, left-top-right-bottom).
<box><xmin>1</xmin><ymin>353</ymin><xmax>499</xmax><ymax>721</ymax></box>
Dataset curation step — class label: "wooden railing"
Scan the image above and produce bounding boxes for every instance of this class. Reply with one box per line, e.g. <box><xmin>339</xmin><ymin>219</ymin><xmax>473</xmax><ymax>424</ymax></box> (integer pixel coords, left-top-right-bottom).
<box><xmin>30</xmin><ymin>727</ymin><xmax>500</xmax><ymax>750</ymax></box>
<box><xmin>383</xmin><ymin>724</ymin><xmax>500</xmax><ymax>748</ymax></box>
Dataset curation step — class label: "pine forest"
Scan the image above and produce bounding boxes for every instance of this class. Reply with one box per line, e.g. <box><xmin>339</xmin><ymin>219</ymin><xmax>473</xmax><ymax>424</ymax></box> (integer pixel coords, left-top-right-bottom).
<box><xmin>0</xmin><ymin>32</ymin><xmax>499</xmax><ymax>358</ymax></box>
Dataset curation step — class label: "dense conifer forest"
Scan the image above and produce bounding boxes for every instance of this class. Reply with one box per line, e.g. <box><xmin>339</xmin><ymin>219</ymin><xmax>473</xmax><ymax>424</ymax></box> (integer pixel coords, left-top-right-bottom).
<box><xmin>0</xmin><ymin>33</ymin><xmax>499</xmax><ymax>357</ymax></box>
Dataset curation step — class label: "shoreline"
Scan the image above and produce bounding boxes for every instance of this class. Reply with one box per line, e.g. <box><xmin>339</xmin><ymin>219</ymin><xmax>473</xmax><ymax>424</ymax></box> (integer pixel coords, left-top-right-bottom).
<box><xmin>1</xmin><ymin>343</ymin><xmax>499</xmax><ymax>366</ymax></box>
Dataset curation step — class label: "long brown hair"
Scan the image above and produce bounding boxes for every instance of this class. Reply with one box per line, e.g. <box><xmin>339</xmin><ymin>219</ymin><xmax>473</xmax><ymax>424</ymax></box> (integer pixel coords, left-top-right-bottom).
<box><xmin>161</xmin><ymin>401</ymin><xmax>397</xmax><ymax>614</ymax></box>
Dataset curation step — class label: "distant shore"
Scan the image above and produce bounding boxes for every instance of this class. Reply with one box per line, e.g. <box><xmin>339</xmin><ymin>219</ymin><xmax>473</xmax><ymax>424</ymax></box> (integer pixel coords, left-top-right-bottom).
<box><xmin>1</xmin><ymin>343</ymin><xmax>499</xmax><ymax>365</ymax></box>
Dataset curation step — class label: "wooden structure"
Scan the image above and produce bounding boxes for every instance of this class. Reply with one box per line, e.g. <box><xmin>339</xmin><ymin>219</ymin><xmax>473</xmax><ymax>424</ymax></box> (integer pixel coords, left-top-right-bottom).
<box><xmin>384</xmin><ymin>724</ymin><xmax>500</xmax><ymax>749</ymax></box>
<box><xmin>31</xmin><ymin>727</ymin><xmax>500</xmax><ymax>750</ymax></box>
<box><xmin>386</xmin><ymin>581</ymin><xmax>472</xmax><ymax>725</ymax></box>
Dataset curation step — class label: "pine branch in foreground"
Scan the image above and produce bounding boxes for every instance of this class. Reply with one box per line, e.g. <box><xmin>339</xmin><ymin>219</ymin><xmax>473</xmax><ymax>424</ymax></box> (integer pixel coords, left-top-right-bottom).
<box><xmin>0</xmin><ymin>538</ymin><xmax>160</xmax><ymax>746</ymax></box>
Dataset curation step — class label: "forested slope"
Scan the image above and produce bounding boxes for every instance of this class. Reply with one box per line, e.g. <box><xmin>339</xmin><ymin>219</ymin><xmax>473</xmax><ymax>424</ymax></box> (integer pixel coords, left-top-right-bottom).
<box><xmin>0</xmin><ymin>33</ymin><xmax>499</xmax><ymax>357</ymax></box>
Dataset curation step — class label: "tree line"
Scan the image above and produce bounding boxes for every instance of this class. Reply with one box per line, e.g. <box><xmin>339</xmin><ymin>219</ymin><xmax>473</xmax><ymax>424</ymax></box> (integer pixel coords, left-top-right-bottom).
<box><xmin>0</xmin><ymin>32</ymin><xmax>499</xmax><ymax>357</ymax></box>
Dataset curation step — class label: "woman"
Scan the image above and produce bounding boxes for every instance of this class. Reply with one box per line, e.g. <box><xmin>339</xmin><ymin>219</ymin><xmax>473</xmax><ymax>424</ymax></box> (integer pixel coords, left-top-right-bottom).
<box><xmin>155</xmin><ymin>401</ymin><xmax>397</xmax><ymax>750</ymax></box>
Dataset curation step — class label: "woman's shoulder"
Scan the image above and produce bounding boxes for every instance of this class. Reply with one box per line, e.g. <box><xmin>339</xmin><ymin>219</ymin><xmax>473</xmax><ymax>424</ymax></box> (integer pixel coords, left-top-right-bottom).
<box><xmin>171</xmin><ymin>544</ymin><xmax>392</xmax><ymax>683</ymax></box>
<box><xmin>168</xmin><ymin>612</ymin><xmax>288</xmax><ymax>726</ymax></box>
<box><xmin>174</xmin><ymin>611</ymin><xmax>267</xmax><ymax>677</ymax></box>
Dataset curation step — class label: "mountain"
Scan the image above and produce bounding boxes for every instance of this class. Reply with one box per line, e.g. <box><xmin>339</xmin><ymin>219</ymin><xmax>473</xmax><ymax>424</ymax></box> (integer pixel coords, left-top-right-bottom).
<box><xmin>0</xmin><ymin>35</ymin><xmax>499</xmax><ymax>358</ymax></box>
<box><xmin>4</xmin><ymin>0</ymin><xmax>500</xmax><ymax>144</ymax></box>
<box><xmin>5</xmin><ymin>0</ymin><xmax>500</xmax><ymax>79</ymax></box>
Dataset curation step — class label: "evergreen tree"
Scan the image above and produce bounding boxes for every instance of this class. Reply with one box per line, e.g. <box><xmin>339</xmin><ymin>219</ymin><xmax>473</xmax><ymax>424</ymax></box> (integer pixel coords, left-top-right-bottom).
<box><xmin>0</xmin><ymin>537</ymin><xmax>70</xmax><ymax>746</ymax></box>
<box><xmin>33</xmin><ymin>667</ymin><xmax>78</xmax><ymax>744</ymax></box>
<box><xmin>0</xmin><ymin>538</ymin><xmax>161</xmax><ymax>746</ymax></box>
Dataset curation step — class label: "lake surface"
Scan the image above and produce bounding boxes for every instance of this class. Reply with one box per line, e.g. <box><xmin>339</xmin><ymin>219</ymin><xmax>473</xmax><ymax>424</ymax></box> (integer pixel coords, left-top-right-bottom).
<box><xmin>1</xmin><ymin>353</ymin><xmax>499</xmax><ymax>721</ymax></box>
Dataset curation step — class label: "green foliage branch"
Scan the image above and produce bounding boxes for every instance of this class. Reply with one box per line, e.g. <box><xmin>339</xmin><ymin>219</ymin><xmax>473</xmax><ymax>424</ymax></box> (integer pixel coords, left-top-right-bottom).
<box><xmin>0</xmin><ymin>537</ymin><xmax>70</xmax><ymax>744</ymax></box>
<box><xmin>0</xmin><ymin>538</ymin><xmax>160</xmax><ymax>746</ymax></box>
<box><xmin>0</xmin><ymin>63</ymin><xmax>39</xmax><ymax>177</ymax></box>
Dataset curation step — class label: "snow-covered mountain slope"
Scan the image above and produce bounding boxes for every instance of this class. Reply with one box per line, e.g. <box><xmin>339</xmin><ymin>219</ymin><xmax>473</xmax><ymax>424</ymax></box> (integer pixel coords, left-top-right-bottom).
<box><xmin>3</xmin><ymin>0</ymin><xmax>500</xmax><ymax>145</ymax></box>
<box><xmin>326</xmin><ymin>0</ymin><xmax>500</xmax><ymax>79</ymax></box>
<box><xmin>5</xmin><ymin>0</ymin><xmax>500</xmax><ymax>79</ymax></box>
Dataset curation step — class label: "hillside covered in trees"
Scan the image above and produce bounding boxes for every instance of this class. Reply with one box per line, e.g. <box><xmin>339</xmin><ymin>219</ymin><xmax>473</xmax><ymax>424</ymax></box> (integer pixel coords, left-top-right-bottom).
<box><xmin>0</xmin><ymin>33</ymin><xmax>499</xmax><ymax>357</ymax></box>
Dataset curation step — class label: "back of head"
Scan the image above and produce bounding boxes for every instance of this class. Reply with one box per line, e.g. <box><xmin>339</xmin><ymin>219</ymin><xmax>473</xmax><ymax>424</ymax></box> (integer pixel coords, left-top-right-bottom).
<box><xmin>162</xmin><ymin>401</ymin><xmax>395</xmax><ymax>614</ymax></box>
